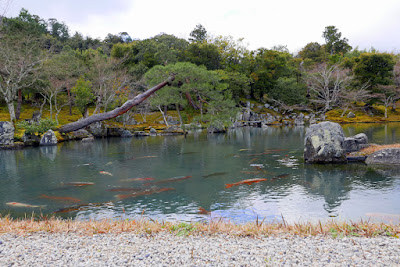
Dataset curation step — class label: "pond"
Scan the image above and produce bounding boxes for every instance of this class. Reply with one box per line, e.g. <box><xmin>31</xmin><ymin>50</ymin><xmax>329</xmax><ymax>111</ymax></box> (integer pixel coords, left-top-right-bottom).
<box><xmin>1</xmin><ymin>123</ymin><xmax>400</xmax><ymax>224</ymax></box>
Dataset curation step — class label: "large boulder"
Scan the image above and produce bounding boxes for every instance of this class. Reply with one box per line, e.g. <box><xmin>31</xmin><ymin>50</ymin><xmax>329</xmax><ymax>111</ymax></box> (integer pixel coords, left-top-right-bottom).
<box><xmin>40</xmin><ymin>130</ymin><xmax>58</xmax><ymax>146</ymax></box>
<box><xmin>0</xmin><ymin>121</ymin><xmax>14</xmax><ymax>145</ymax></box>
<box><xmin>304</xmin><ymin>121</ymin><xmax>347</xmax><ymax>163</ymax></box>
<box><xmin>365</xmin><ymin>148</ymin><xmax>400</xmax><ymax>165</ymax></box>
<box><xmin>344</xmin><ymin>133</ymin><xmax>369</xmax><ymax>153</ymax></box>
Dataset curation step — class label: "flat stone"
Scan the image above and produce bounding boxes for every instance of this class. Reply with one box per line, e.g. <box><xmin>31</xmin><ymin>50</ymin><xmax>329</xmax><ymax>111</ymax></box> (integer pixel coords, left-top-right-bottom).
<box><xmin>365</xmin><ymin>148</ymin><xmax>400</xmax><ymax>165</ymax></box>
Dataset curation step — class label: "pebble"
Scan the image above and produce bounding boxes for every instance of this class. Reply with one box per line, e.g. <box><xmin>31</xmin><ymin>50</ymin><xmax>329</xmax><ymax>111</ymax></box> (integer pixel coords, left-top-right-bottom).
<box><xmin>0</xmin><ymin>233</ymin><xmax>399</xmax><ymax>266</ymax></box>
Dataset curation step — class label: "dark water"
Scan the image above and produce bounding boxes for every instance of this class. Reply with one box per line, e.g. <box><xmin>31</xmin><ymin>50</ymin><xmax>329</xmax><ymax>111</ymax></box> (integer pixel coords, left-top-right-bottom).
<box><xmin>1</xmin><ymin>123</ymin><xmax>400</xmax><ymax>224</ymax></box>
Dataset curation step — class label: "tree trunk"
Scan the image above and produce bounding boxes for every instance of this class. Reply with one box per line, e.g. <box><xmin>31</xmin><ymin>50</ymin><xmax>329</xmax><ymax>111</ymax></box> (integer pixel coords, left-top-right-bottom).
<box><xmin>15</xmin><ymin>89</ymin><xmax>22</xmax><ymax>120</ymax></box>
<box><xmin>58</xmin><ymin>75</ymin><xmax>174</xmax><ymax>133</ymax></box>
<box><xmin>176</xmin><ymin>103</ymin><xmax>183</xmax><ymax>126</ymax></box>
<box><xmin>158</xmin><ymin>105</ymin><xmax>169</xmax><ymax>127</ymax></box>
<box><xmin>185</xmin><ymin>92</ymin><xmax>199</xmax><ymax>109</ymax></box>
<box><xmin>67</xmin><ymin>89</ymin><xmax>72</xmax><ymax>115</ymax></box>
<box><xmin>6</xmin><ymin>101</ymin><xmax>16</xmax><ymax>123</ymax></box>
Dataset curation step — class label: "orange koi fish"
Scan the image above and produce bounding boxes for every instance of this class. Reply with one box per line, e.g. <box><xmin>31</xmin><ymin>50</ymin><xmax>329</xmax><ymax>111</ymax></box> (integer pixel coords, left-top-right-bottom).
<box><xmin>63</xmin><ymin>182</ymin><xmax>94</xmax><ymax>187</ymax></box>
<box><xmin>198</xmin><ymin>207</ymin><xmax>211</xmax><ymax>215</ymax></box>
<box><xmin>145</xmin><ymin>176</ymin><xmax>192</xmax><ymax>186</ymax></box>
<box><xmin>39</xmin><ymin>194</ymin><xmax>81</xmax><ymax>203</ymax></box>
<box><xmin>99</xmin><ymin>171</ymin><xmax>113</xmax><ymax>176</ymax></box>
<box><xmin>115</xmin><ymin>187</ymin><xmax>174</xmax><ymax>200</ymax></box>
<box><xmin>225</xmin><ymin>178</ymin><xmax>267</xmax><ymax>189</ymax></box>
<box><xmin>120</xmin><ymin>178</ymin><xmax>155</xmax><ymax>182</ymax></box>
<box><xmin>6</xmin><ymin>202</ymin><xmax>46</xmax><ymax>208</ymax></box>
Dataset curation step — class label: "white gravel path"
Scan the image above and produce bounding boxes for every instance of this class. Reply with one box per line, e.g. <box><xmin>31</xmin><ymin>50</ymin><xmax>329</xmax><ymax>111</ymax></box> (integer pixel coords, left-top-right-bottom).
<box><xmin>0</xmin><ymin>232</ymin><xmax>399</xmax><ymax>266</ymax></box>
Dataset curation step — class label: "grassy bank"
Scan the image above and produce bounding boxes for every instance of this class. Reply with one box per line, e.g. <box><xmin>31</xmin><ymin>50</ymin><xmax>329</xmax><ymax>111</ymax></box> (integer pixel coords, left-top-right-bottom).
<box><xmin>0</xmin><ymin>216</ymin><xmax>399</xmax><ymax>238</ymax></box>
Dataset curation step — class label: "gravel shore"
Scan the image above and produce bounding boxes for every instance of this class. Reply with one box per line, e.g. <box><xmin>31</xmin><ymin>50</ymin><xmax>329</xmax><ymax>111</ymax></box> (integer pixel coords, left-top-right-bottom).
<box><xmin>0</xmin><ymin>232</ymin><xmax>399</xmax><ymax>266</ymax></box>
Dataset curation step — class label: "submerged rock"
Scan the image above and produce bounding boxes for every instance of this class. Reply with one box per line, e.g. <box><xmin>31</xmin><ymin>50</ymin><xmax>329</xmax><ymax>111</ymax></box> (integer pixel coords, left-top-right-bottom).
<box><xmin>365</xmin><ymin>148</ymin><xmax>400</xmax><ymax>165</ymax></box>
<box><xmin>0</xmin><ymin>121</ymin><xmax>14</xmax><ymax>146</ymax></box>
<box><xmin>304</xmin><ymin>121</ymin><xmax>347</xmax><ymax>164</ymax></box>
<box><xmin>40</xmin><ymin>130</ymin><xmax>58</xmax><ymax>146</ymax></box>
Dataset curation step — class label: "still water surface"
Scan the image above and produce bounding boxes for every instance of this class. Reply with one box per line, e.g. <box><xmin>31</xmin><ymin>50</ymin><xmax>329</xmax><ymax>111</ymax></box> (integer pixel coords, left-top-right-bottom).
<box><xmin>1</xmin><ymin>123</ymin><xmax>399</xmax><ymax>223</ymax></box>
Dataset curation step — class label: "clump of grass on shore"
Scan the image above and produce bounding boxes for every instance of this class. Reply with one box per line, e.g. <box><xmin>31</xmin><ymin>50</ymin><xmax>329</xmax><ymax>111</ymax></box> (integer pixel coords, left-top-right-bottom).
<box><xmin>0</xmin><ymin>215</ymin><xmax>399</xmax><ymax>238</ymax></box>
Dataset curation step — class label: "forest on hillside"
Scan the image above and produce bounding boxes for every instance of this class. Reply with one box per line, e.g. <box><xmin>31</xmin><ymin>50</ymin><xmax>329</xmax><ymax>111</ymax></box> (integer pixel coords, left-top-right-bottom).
<box><xmin>1</xmin><ymin>9</ymin><xmax>399</xmax><ymax>127</ymax></box>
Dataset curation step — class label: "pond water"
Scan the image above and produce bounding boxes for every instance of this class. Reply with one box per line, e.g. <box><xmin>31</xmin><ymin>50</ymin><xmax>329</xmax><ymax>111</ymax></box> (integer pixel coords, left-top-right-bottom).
<box><xmin>1</xmin><ymin>123</ymin><xmax>400</xmax><ymax>224</ymax></box>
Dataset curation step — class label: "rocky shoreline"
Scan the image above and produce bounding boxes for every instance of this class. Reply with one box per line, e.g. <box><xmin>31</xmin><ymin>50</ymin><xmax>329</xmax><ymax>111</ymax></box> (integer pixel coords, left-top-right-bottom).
<box><xmin>0</xmin><ymin>232</ymin><xmax>399</xmax><ymax>266</ymax></box>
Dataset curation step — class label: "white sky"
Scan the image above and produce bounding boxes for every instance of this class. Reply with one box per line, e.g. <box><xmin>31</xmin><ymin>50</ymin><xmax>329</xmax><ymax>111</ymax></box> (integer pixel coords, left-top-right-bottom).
<box><xmin>3</xmin><ymin>0</ymin><xmax>400</xmax><ymax>54</ymax></box>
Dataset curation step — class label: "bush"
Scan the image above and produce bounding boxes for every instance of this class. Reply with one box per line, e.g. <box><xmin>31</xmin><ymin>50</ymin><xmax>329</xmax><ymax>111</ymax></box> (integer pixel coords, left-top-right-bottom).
<box><xmin>17</xmin><ymin>118</ymin><xmax>57</xmax><ymax>135</ymax></box>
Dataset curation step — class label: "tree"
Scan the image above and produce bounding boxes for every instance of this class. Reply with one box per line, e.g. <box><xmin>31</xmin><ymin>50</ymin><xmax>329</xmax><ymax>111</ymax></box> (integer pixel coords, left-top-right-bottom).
<box><xmin>58</xmin><ymin>75</ymin><xmax>175</xmax><ymax>133</ymax></box>
<box><xmin>306</xmin><ymin>64</ymin><xmax>352</xmax><ymax>112</ymax></box>
<box><xmin>376</xmin><ymin>85</ymin><xmax>400</xmax><ymax>118</ymax></box>
<box><xmin>249</xmin><ymin>48</ymin><xmax>292</xmax><ymax>100</ymax></box>
<box><xmin>322</xmin><ymin>26</ymin><xmax>352</xmax><ymax>55</ymax></box>
<box><xmin>38</xmin><ymin>48</ymin><xmax>81</xmax><ymax>122</ymax></box>
<box><xmin>189</xmin><ymin>24</ymin><xmax>207</xmax><ymax>43</ymax></box>
<box><xmin>145</xmin><ymin>62</ymin><xmax>236</xmax><ymax>124</ymax></box>
<box><xmin>47</xmin><ymin>18</ymin><xmax>69</xmax><ymax>41</ymax></box>
<box><xmin>84</xmin><ymin>51</ymin><xmax>131</xmax><ymax>114</ymax></box>
<box><xmin>353</xmin><ymin>53</ymin><xmax>395</xmax><ymax>90</ymax></box>
<box><xmin>71</xmin><ymin>77</ymin><xmax>94</xmax><ymax>117</ymax></box>
<box><xmin>185</xmin><ymin>42</ymin><xmax>222</xmax><ymax>70</ymax></box>
<box><xmin>270</xmin><ymin>77</ymin><xmax>307</xmax><ymax>106</ymax></box>
<box><xmin>339</xmin><ymin>83</ymin><xmax>370</xmax><ymax>117</ymax></box>
<box><xmin>0</xmin><ymin>33</ymin><xmax>45</xmax><ymax>122</ymax></box>
<box><xmin>298</xmin><ymin>42</ymin><xmax>326</xmax><ymax>63</ymax></box>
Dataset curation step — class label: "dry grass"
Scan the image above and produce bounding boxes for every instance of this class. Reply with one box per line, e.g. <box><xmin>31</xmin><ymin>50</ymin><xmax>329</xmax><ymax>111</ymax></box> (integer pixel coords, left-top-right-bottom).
<box><xmin>0</xmin><ymin>215</ymin><xmax>399</xmax><ymax>238</ymax></box>
<box><xmin>355</xmin><ymin>144</ymin><xmax>400</xmax><ymax>156</ymax></box>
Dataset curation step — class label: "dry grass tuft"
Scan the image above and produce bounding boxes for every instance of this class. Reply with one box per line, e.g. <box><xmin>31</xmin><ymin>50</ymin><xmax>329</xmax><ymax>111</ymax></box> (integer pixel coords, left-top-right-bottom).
<box><xmin>0</xmin><ymin>215</ymin><xmax>399</xmax><ymax>238</ymax></box>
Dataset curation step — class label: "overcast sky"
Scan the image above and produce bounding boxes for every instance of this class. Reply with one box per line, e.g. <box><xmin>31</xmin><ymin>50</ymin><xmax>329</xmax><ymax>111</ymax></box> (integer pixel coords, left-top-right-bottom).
<box><xmin>3</xmin><ymin>0</ymin><xmax>400</xmax><ymax>54</ymax></box>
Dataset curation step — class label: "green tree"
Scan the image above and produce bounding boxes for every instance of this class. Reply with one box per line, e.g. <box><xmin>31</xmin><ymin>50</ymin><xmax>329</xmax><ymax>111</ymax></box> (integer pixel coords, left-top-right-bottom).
<box><xmin>322</xmin><ymin>26</ymin><xmax>352</xmax><ymax>55</ymax></box>
<box><xmin>71</xmin><ymin>77</ymin><xmax>94</xmax><ymax>117</ymax></box>
<box><xmin>249</xmin><ymin>48</ymin><xmax>292</xmax><ymax>100</ymax></box>
<box><xmin>298</xmin><ymin>42</ymin><xmax>326</xmax><ymax>63</ymax></box>
<box><xmin>185</xmin><ymin>42</ymin><xmax>222</xmax><ymax>70</ymax></box>
<box><xmin>270</xmin><ymin>77</ymin><xmax>307</xmax><ymax>105</ymax></box>
<box><xmin>145</xmin><ymin>62</ymin><xmax>236</xmax><ymax>125</ymax></box>
<box><xmin>189</xmin><ymin>24</ymin><xmax>207</xmax><ymax>43</ymax></box>
<box><xmin>353</xmin><ymin>53</ymin><xmax>395</xmax><ymax>89</ymax></box>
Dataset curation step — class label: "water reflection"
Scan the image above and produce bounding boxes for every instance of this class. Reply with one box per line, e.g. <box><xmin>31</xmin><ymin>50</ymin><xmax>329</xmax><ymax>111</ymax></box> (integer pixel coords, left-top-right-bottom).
<box><xmin>0</xmin><ymin>124</ymin><xmax>399</xmax><ymax>223</ymax></box>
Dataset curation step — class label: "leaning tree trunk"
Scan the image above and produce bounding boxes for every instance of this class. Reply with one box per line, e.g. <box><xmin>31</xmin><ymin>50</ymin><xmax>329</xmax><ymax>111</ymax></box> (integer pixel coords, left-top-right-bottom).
<box><xmin>58</xmin><ymin>75</ymin><xmax>175</xmax><ymax>133</ymax></box>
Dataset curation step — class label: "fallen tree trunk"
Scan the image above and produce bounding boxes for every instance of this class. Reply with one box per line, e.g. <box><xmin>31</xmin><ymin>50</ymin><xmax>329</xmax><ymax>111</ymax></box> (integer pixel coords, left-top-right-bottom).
<box><xmin>58</xmin><ymin>75</ymin><xmax>175</xmax><ymax>133</ymax></box>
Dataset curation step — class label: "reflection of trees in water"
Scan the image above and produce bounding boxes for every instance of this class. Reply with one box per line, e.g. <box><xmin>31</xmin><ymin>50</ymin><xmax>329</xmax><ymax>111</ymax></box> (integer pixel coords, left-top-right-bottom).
<box><xmin>343</xmin><ymin>123</ymin><xmax>400</xmax><ymax>144</ymax></box>
<box><xmin>301</xmin><ymin>163</ymin><xmax>398</xmax><ymax>213</ymax></box>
